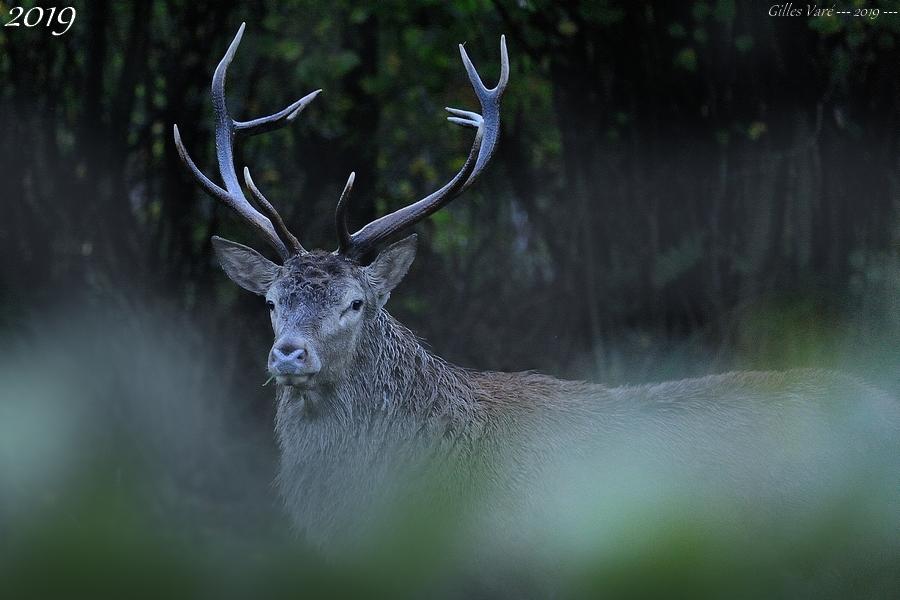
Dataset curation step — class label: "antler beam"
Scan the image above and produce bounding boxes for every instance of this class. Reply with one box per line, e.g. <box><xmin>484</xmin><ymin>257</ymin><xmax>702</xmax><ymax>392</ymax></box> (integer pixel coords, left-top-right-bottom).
<box><xmin>335</xmin><ymin>36</ymin><xmax>509</xmax><ymax>260</ymax></box>
<box><xmin>173</xmin><ymin>22</ymin><xmax>316</xmax><ymax>259</ymax></box>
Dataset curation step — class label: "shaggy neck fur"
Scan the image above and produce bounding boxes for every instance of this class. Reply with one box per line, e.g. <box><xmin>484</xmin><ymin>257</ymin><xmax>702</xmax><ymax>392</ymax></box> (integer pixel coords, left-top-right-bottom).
<box><xmin>337</xmin><ymin>312</ymin><xmax>479</xmax><ymax>426</ymax></box>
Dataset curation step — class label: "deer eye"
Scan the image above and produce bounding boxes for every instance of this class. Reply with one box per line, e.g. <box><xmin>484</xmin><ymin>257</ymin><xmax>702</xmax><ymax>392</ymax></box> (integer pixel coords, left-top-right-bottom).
<box><xmin>266</xmin><ymin>300</ymin><xmax>275</xmax><ymax>311</ymax></box>
<box><xmin>350</xmin><ymin>300</ymin><xmax>363</xmax><ymax>311</ymax></box>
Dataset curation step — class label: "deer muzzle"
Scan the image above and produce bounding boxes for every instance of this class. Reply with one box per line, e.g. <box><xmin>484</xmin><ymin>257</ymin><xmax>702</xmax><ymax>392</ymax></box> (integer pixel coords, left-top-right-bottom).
<box><xmin>269</xmin><ymin>337</ymin><xmax>321</xmax><ymax>386</ymax></box>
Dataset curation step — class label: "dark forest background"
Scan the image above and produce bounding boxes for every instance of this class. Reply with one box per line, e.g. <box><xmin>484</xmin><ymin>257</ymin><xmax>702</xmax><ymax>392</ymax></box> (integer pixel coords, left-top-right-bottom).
<box><xmin>1</xmin><ymin>1</ymin><xmax>899</xmax><ymax>596</ymax></box>
<box><xmin>3</xmin><ymin>0</ymin><xmax>900</xmax><ymax>386</ymax></box>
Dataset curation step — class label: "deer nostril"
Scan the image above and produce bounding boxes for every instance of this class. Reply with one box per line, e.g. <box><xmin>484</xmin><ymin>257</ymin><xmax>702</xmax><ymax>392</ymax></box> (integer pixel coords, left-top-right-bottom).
<box><xmin>273</xmin><ymin>340</ymin><xmax>309</xmax><ymax>363</ymax></box>
<box><xmin>276</xmin><ymin>343</ymin><xmax>296</xmax><ymax>356</ymax></box>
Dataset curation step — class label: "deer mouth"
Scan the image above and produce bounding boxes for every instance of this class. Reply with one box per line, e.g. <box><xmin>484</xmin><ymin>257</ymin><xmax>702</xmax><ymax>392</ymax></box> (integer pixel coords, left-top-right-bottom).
<box><xmin>275</xmin><ymin>373</ymin><xmax>315</xmax><ymax>387</ymax></box>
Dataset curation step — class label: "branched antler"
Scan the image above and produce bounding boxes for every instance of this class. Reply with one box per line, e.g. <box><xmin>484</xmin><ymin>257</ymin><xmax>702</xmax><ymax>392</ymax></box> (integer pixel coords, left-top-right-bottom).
<box><xmin>173</xmin><ymin>22</ymin><xmax>316</xmax><ymax>259</ymax></box>
<box><xmin>335</xmin><ymin>36</ymin><xmax>509</xmax><ymax>260</ymax></box>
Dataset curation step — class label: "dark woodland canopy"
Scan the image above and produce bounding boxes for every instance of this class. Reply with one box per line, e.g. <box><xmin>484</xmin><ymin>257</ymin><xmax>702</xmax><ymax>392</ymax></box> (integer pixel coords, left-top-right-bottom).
<box><xmin>2</xmin><ymin>0</ymin><xmax>898</xmax><ymax>389</ymax></box>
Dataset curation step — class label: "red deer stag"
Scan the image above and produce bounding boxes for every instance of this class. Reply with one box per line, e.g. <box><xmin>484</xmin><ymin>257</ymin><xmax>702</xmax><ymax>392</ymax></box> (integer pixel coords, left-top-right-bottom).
<box><xmin>173</xmin><ymin>24</ymin><xmax>898</xmax><ymax>552</ymax></box>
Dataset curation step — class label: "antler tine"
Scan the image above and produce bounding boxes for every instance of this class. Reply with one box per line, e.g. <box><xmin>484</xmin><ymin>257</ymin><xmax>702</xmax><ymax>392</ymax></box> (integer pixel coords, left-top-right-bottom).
<box><xmin>235</xmin><ymin>88</ymin><xmax>321</xmax><ymax>137</ymax></box>
<box><xmin>335</xmin><ymin>172</ymin><xmax>356</xmax><ymax>255</ymax></box>
<box><xmin>244</xmin><ymin>168</ymin><xmax>305</xmax><ymax>254</ymax></box>
<box><xmin>337</xmin><ymin>37</ymin><xmax>506</xmax><ymax>259</ymax></box>
<box><xmin>173</xmin><ymin>22</ymin><xmax>319</xmax><ymax>260</ymax></box>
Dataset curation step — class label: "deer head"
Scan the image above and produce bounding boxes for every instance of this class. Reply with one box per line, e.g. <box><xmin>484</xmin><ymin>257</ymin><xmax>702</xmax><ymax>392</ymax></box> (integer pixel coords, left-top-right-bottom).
<box><xmin>173</xmin><ymin>23</ymin><xmax>507</xmax><ymax>390</ymax></box>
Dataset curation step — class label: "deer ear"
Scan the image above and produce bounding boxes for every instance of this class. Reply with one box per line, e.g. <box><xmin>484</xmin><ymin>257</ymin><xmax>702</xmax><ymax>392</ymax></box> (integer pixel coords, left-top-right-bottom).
<box><xmin>365</xmin><ymin>234</ymin><xmax>417</xmax><ymax>308</ymax></box>
<box><xmin>211</xmin><ymin>236</ymin><xmax>280</xmax><ymax>295</ymax></box>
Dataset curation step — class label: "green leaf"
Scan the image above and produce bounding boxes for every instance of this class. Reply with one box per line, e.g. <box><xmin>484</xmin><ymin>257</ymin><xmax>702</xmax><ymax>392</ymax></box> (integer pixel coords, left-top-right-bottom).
<box><xmin>747</xmin><ymin>121</ymin><xmax>767</xmax><ymax>141</ymax></box>
<box><xmin>674</xmin><ymin>47</ymin><xmax>698</xmax><ymax>71</ymax></box>
<box><xmin>558</xmin><ymin>19</ymin><xmax>578</xmax><ymax>37</ymax></box>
